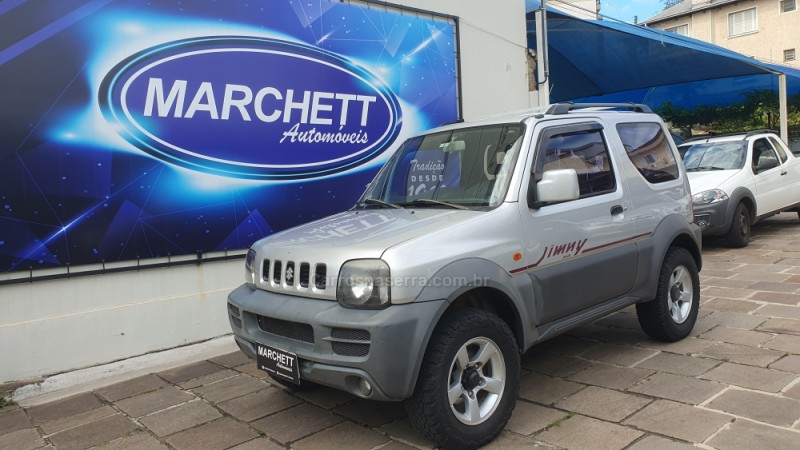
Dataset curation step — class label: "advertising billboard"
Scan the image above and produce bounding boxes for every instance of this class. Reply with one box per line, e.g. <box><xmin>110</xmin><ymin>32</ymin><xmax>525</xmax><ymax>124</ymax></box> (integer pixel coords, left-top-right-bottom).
<box><xmin>0</xmin><ymin>0</ymin><xmax>458</xmax><ymax>273</ymax></box>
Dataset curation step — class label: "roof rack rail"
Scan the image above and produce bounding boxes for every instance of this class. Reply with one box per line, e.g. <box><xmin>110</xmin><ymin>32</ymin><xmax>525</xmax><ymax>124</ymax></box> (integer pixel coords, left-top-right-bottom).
<box><xmin>684</xmin><ymin>129</ymin><xmax>779</xmax><ymax>143</ymax></box>
<box><xmin>744</xmin><ymin>129</ymin><xmax>778</xmax><ymax>139</ymax></box>
<box><xmin>546</xmin><ymin>102</ymin><xmax>653</xmax><ymax>115</ymax></box>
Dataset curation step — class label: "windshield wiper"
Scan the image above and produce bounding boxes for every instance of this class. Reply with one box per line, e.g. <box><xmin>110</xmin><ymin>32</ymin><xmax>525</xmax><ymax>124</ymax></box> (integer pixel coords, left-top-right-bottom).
<box><xmin>687</xmin><ymin>166</ymin><xmax>727</xmax><ymax>172</ymax></box>
<box><xmin>358</xmin><ymin>198</ymin><xmax>403</xmax><ymax>209</ymax></box>
<box><xmin>401</xmin><ymin>199</ymin><xmax>469</xmax><ymax>210</ymax></box>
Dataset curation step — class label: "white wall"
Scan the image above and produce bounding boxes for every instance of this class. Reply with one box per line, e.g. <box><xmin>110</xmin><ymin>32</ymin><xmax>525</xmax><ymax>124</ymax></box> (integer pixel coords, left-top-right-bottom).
<box><xmin>2</xmin><ymin>1</ymin><xmax>534</xmax><ymax>383</ymax></box>
<box><xmin>386</xmin><ymin>0</ymin><xmax>533</xmax><ymax>118</ymax></box>
<box><xmin>0</xmin><ymin>260</ymin><xmax>240</xmax><ymax>382</ymax></box>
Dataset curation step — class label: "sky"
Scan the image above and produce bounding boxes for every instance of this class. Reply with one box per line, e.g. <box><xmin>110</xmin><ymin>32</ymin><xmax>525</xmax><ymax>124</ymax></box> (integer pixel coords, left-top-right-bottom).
<box><xmin>538</xmin><ymin>0</ymin><xmax>672</xmax><ymax>24</ymax></box>
<box><xmin>599</xmin><ymin>0</ymin><xmax>670</xmax><ymax>24</ymax></box>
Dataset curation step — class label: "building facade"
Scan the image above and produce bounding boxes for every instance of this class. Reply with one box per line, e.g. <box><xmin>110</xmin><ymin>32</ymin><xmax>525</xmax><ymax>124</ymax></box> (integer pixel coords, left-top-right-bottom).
<box><xmin>643</xmin><ymin>0</ymin><xmax>799</xmax><ymax>68</ymax></box>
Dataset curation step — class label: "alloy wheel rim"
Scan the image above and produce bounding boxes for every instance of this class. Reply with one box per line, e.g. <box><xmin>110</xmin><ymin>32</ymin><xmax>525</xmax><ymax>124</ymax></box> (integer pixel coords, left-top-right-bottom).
<box><xmin>668</xmin><ymin>265</ymin><xmax>693</xmax><ymax>324</ymax></box>
<box><xmin>447</xmin><ymin>337</ymin><xmax>506</xmax><ymax>425</ymax></box>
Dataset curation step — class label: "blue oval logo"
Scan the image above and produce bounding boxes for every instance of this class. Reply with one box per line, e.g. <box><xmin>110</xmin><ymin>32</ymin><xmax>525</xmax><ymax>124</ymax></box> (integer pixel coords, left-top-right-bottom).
<box><xmin>99</xmin><ymin>36</ymin><xmax>402</xmax><ymax>179</ymax></box>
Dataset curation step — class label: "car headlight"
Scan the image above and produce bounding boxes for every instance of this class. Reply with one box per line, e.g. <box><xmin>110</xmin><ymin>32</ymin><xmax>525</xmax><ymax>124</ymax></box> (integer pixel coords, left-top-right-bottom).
<box><xmin>245</xmin><ymin>248</ymin><xmax>257</xmax><ymax>288</ymax></box>
<box><xmin>337</xmin><ymin>259</ymin><xmax>391</xmax><ymax>309</ymax></box>
<box><xmin>692</xmin><ymin>189</ymin><xmax>728</xmax><ymax>206</ymax></box>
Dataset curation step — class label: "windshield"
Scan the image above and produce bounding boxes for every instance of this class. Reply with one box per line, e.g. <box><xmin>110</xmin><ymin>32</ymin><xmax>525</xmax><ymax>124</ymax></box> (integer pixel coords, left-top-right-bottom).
<box><xmin>358</xmin><ymin>123</ymin><xmax>525</xmax><ymax>209</ymax></box>
<box><xmin>682</xmin><ymin>141</ymin><xmax>746</xmax><ymax>171</ymax></box>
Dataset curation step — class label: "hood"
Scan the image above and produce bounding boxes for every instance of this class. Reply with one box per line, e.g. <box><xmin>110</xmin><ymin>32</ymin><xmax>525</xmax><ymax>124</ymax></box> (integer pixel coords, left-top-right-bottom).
<box><xmin>687</xmin><ymin>170</ymin><xmax>738</xmax><ymax>195</ymax></box>
<box><xmin>249</xmin><ymin>208</ymin><xmax>483</xmax><ymax>300</ymax></box>
<box><xmin>261</xmin><ymin>208</ymin><xmax>481</xmax><ymax>254</ymax></box>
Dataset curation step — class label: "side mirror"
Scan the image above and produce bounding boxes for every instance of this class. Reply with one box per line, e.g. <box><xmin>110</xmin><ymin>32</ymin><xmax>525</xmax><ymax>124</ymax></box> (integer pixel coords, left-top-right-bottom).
<box><xmin>528</xmin><ymin>169</ymin><xmax>580</xmax><ymax>208</ymax></box>
<box><xmin>755</xmin><ymin>158</ymin><xmax>779</xmax><ymax>174</ymax></box>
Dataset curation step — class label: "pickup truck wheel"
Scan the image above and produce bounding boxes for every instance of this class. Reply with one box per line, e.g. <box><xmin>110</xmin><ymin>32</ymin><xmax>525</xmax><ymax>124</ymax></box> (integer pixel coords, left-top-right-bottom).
<box><xmin>406</xmin><ymin>308</ymin><xmax>519</xmax><ymax>450</ymax></box>
<box><xmin>636</xmin><ymin>247</ymin><xmax>699</xmax><ymax>342</ymax></box>
<box><xmin>725</xmin><ymin>202</ymin><xmax>750</xmax><ymax>248</ymax></box>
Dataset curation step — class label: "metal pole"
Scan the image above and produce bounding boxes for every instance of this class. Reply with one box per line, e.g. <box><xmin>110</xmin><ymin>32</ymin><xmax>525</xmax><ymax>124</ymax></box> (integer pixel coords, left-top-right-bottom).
<box><xmin>535</xmin><ymin>0</ymin><xmax>551</xmax><ymax>106</ymax></box>
<box><xmin>779</xmin><ymin>73</ymin><xmax>789</xmax><ymax>143</ymax></box>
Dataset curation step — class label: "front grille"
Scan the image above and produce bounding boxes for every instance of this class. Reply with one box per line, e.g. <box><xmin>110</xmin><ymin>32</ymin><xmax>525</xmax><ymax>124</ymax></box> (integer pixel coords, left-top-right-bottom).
<box><xmin>332</xmin><ymin>342</ymin><xmax>370</xmax><ymax>357</ymax></box>
<box><xmin>331</xmin><ymin>328</ymin><xmax>370</xmax><ymax>341</ymax></box>
<box><xmin>262</xmin><ymin>258</ymin><xmax>328</xmax><ymax>291</ymax></box>
<box><xmin>257</xmin><ymin>315</ymin><xmax>314</xmax><ymax>343</ymax></box>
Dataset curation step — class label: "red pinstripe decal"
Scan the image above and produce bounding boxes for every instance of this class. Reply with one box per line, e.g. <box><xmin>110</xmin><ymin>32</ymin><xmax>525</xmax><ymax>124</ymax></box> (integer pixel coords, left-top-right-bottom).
<box><xmin>580</xmin><ymin>232</ymin><xmax>652</xmax><ymax>254</ymax></box>
<box><xmin>509</xmin><ymin>232</ymin><xmax>652</xmax><ymax>275</ymax></box>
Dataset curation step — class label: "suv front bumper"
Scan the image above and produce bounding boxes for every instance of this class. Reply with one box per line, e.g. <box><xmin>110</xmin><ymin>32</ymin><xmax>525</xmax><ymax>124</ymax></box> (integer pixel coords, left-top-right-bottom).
<box><xmin>227</xmin><ymin>284</ymin><xmax>447</xmax><ymax>401</ymax></box>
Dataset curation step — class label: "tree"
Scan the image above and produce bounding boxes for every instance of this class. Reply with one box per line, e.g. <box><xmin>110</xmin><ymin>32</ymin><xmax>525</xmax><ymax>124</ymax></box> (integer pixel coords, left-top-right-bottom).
<box><xmin>662</xmin><ymin>0</ymin><xmax>682</xmax><ymax>10</ymax></box>
<box><xmin>655</xmin><ymin>90</ymin><xmax>800</xmax><ymax>136</ymax></box>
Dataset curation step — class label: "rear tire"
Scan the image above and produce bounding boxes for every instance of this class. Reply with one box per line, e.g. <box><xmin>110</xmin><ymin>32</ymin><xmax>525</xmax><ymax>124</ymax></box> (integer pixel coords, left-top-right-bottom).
<box><xmin>406</xmin><ymin>308</ymin><xmax>519</xmax><ymax>450</ymax></box>
<box><xmin>637</xmin><ymin>247</ymin><xmax>700</xmax><ymax>342</ymax></box>
<box><xmin>725</xmin><ymin>202</ymin><xmax>750</xmax><ymax>248</ymax></box>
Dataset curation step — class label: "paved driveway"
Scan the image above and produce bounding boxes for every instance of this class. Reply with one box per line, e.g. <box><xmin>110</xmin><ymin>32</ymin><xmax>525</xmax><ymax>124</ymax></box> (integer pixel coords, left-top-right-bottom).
<box><xmin>2</xmin><ymin>215</ymin><xmax>800</xmax><ymax>449</ymax></box>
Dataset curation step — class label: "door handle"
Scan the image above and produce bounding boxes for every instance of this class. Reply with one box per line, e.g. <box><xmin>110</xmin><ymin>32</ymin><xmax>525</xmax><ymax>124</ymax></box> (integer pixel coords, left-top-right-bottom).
<box><xmin>781</xmin><ymin>171</ymin><xmax>788</xmax><ymax>176</ymax></box>
<box><xmin>610</xmin><ymin>205</ymin><xmax>624</xmax><ymax>215</ymax></box>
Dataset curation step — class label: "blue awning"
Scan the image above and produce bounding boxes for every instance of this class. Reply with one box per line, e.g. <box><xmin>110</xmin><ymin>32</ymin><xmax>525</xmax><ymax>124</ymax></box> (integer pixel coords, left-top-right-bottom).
<box><xmin>525</xmin><ymin>2</ymin><xmax>800</xmax><ymax>102</ymax></box>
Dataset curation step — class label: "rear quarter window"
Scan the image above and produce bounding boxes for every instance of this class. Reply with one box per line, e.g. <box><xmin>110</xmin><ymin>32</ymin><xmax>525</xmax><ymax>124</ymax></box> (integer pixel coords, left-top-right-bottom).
<box><xmin>616</xmin><ymin>122</ymin><xmax>679</xmax><ymax>184</ymax></box>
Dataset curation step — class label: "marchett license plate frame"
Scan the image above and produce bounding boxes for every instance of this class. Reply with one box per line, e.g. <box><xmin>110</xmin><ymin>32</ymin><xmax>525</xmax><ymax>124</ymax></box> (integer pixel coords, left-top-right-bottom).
<box><xmin>256</xmin><ymin>343</ymin><xmax>300</xmax><ymax>384</ymax></box>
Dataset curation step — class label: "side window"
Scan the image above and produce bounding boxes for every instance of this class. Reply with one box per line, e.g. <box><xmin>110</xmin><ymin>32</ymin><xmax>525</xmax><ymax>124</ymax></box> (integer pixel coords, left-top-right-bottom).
<box><xmin>769</xmin><ymin>136</ymin><xmax>789</xmax><ymax>163</ymax></box>
<box><xmin>616</xmin><ymin>122</ymin><xmax>679</xmax><ymax>184</ymax></box>
<box><xmin>752</xmin><ymin>138</ymin><xmax>779</xmax><ymax>171</ymax></box>
<box><xmin>537</xmin><ymin>124</ymin><xmax>616</xmax><ymax>198</ymax></box>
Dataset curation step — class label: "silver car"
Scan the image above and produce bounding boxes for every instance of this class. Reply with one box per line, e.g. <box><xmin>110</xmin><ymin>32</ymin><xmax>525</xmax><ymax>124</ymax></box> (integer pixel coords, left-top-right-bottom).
<box><xmin>227</xmin><ymin>103</ymin><xmax>702</xmax><ymax>449</ymax></box>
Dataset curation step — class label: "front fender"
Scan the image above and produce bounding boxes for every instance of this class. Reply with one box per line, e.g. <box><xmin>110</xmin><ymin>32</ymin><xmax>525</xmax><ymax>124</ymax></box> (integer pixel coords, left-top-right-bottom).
<box><xmin>404</xmin><ymin>258</ymin><xmax>535</xmax><ymax>393</ymax></box>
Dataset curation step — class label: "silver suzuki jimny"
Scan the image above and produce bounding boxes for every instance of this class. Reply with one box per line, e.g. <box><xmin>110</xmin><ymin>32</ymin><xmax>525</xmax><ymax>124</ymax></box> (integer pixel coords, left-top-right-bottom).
<box><xmin>227</xmin><ymin>103</ymin><xmax>702</xmax><ymax>449</ymax></box>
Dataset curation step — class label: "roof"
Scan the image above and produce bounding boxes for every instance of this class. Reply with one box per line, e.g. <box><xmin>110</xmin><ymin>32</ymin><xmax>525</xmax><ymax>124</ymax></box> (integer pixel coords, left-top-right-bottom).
<box><xmin>643</xmin><ymin>0</ymin><xmax>740</xmax><ymax>25</ymax></box>
<box><xmin>427</xmin><ymin>103</ymin><xmax>658</xmax><ymax>135</ymax></box>
<box><xmin>524</xmin><ymin>3</ymin><xmax>800</xmax><ymax>102</ymax></box>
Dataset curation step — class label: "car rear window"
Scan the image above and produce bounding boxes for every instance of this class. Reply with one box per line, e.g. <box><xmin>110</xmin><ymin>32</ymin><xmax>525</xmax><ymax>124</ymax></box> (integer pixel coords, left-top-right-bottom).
<box><xmin>616</xmin><ymin>122</ymin><xmax>679</xmax><ymax>184</ymax></box>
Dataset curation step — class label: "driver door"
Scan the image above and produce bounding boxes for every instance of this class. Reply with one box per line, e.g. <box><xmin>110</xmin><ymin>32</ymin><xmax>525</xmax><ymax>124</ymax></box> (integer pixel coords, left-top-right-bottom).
<box><xmin>519</xmin><ymin>120</ymin><xmax>638</xmax><ymax>326</ymax></box>
<box><xmin>751</xmin><ymin>138</ymin><xmax>787</xmax><ymax>215</ymax></box>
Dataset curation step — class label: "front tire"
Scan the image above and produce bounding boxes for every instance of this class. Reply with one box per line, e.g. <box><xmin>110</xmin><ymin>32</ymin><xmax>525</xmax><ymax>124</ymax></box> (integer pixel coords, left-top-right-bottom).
<box><xmin>406</xmin><ymin>308</ymin><xmax>519</xmax><ymax>450</ymax></box>
<box><xmin>725</xmin><ymin>202</ymin><xmax>750</xmax><ymax>248</ymax></box>
<box><xmin>637</xmin><ymin>247</ymin><xmax>700</xmax><ymax>342</ymax></box>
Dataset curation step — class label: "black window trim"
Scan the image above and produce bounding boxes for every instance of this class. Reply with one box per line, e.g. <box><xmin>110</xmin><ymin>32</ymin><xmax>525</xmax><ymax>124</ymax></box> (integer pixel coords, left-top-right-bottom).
<box><xmin>530</xmin><ymin>121</ymin><xmax>617</xmax><ymax>206</ymax></box>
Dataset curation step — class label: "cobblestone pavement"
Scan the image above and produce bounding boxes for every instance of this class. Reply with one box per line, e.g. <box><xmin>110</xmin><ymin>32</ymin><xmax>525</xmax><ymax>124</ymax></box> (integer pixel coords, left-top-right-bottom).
<box><xmin>3</xmin><ymin>214</ymin><xmax>800</xmax><ymax>450</ymax></box>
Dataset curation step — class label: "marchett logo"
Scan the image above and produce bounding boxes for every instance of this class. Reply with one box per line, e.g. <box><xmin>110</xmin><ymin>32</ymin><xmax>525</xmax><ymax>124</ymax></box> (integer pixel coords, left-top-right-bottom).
<box><xmin>99</xmin><ymin>36</ymin><xmax>402</xmax><ymax>179</ymax></box>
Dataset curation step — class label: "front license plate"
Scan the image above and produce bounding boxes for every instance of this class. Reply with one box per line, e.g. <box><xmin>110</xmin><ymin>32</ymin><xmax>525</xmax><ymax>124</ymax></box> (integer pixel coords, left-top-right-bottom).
<box><xmin>256</xmin><ymin>343</ymin><xmax>300</xmax><ymax>384</ymax></box>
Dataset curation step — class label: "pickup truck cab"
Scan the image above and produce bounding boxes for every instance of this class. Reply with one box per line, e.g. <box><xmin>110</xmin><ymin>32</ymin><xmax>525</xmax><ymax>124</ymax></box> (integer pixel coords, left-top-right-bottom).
<box><xmin>227</xmin><ymin>103</ymin><xmax>702</xmax><ymax>449</ymax></box>
<box><xmin>680</xmin><ymin>130</ymin><xmax>800</xmax><ymax>247</ymax></box>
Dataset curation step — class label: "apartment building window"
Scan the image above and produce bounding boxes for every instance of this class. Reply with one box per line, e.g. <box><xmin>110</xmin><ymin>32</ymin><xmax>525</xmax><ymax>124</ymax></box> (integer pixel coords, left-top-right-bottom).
<box><xmin>786</xmin><ymin>49</ymin><xmax>797</xmax><ymax>62</ymax></box>
<box><xmin>781</xmin><ymin>0</ymin><xmax>797</xmax><ymax>13</ymax></box>
<box><xmin>728</xmin><ymin>8</ymin><xmax>757</xmax><ymax>36</ymax></box>
<box><xmin>665</xmin><ymin>24</ymin><xmax>689</xmax><ymax>36</ymax></box>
